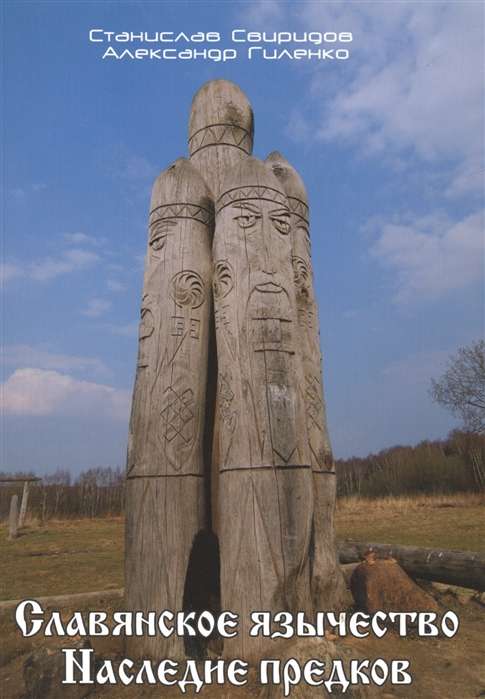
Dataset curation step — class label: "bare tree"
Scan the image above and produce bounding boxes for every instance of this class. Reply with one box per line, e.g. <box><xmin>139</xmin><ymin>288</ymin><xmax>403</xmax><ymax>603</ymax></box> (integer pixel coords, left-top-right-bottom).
<box><xmin>430</xmin><ymin>340</ymin><xmax>485</xmax><ymax>434</ymax></box>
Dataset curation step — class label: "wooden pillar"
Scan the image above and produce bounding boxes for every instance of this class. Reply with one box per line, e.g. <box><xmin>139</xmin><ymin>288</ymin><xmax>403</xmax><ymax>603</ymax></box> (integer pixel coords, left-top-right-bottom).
<box><xmin>188</xmin><ymin>79</ymin><xmax>254</xmax><ymax>537</ymax></box>
<box><xmin>125</xmin><ymin>159</ymin><xmax>213</xmax><ymax>660</ymax></box>
<box><xmin>213</xmin><ymin>157</ymin><xmax>314</xmax><ymax>660</ymax></box>
<box><xmin>18</xmin><ymin>481</ymin><xmax>30</xmax><ymax>529</ymax></box>
<box><xmin>188</xmin><ymin>79</ymin><xmax>254</xmax><ymax>198</ymax></box>
<box><xmin>125</xmin><ymin>80</ymin><xmax>345</xmax><ymax>663</ymax></box>
<box><xmin>8</xmin><ymin>494</ymin><xmax>19</xmax><ymax>540</ymax></box>
<box><xmin>266</xmin><ymin>152</ymin><xmax>347</xmax><ymax>610</ymax></box>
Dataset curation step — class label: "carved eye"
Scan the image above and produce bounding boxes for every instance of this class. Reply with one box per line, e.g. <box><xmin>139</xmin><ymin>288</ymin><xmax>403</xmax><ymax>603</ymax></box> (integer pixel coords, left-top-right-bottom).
<box><xmin>271</xmin><ymin>215</ymin><xmax>290</xmax><ymax>235</ymax></box>
<box><xmin>139</xmin><ymin>307</ymin><xmax>154</xmax><ymax>339</ymax></box>
<box><xmin>150</xmin><ymin>235</ymin><xmax>167</xmax><ymax>251</ymax></box>
<box><xmin>234</xmin><ymin>213</ymin><xmax>261</xmax><ymax>229</ymax></box>
<box><xmin>149</xmin><ymin>220</ymin><xmax>177</xmax><ymax>252</ymax></box>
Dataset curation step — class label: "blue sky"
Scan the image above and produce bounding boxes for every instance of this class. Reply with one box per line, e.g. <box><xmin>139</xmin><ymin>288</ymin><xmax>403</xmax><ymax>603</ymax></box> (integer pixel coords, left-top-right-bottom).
<box><xmin>2</xmin><ymin>1</ymin><xmax>484</xmax><ymax>475</ymax></box>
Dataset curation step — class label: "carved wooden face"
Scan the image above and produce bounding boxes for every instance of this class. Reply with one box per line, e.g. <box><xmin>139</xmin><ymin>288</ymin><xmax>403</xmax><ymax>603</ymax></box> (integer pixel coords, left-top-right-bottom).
<box><xmin>137</xmin><ymin>294</ymin><xmax>154</xmax><ymax>369</ymax></box>
<box><xmin>293</xmin><ymin>222</ymin><xmax>311</xmax><ymax>259</ymax></box>
<box><xmin>148</xmin><ymin>218</ymin><xmax>178</xmax><ymax>259</ymax></box>
<box><xmin>224</xmin><ymin>198</ymin><xmax>292</xmax><ymax>280</ymax></box>
<box><xmin>148</xmin><ymin>218</ymin><xmax>208</xmax><ymax>262</ymax></box>
<box><xmin>290</xmin><ymin>219</ymin><xmax>313</xmax><ymax>312</ymax></box>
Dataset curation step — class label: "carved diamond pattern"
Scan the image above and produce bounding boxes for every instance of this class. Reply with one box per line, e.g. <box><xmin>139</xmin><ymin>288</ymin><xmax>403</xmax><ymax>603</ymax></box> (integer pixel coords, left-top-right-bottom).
<box><xmin>305</xmin><ymin>376</ymin><xmax>324</xmax><ymax>432</ymax></box>
<box><xmin>160</xmin><ymin>387</ymin><xmax>195</xmax><ymax>444</ymax></box>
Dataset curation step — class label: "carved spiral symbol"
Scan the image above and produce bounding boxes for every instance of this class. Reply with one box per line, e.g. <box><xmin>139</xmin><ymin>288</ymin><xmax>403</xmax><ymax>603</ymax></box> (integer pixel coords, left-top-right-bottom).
<box><xmin>213</xmin><ymin>260</ymin><xmax>234</xmax><ymax>300</ymax></box>
<box><xmin>170</xmin><ymin>270</ymin><xmax>205</xmax><ymax>309</ymax></box>
<box><xmin>292</xmin><ymin>256</ymin><xmax>311</xmax><ymax>291</ymax></box>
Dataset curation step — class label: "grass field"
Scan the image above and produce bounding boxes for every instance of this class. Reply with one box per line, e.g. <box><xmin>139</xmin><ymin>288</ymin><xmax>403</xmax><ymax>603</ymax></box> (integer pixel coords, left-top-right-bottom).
<box><xmin>336</xmin><ymin>492</ymin><xmax>485</xmax><ymax>551</ymax></box>
<box><xmin>0</xmin><ymin>493</ymin><xmax>483</xmax><ymax>601</ymax></box>
<box><xmin>1</xmin><ymin>493</ymin><xmax>484</xmax><ymax>699</ymax></box>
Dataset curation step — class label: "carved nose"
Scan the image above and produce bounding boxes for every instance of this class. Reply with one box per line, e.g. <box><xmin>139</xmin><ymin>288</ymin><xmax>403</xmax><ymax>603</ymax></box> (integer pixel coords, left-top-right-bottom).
<box><xmin>261</xmin><ymin>233</ymin><xmax>275</xmax><ymax>275</ymax></box>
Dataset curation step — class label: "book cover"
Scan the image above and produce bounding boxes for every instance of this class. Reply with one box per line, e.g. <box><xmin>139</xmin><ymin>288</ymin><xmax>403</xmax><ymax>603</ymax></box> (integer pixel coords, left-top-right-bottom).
<box><xmin>1</xmin><ymin>2</ymin><xmax>484</xmax><ymax>696</ymax></box>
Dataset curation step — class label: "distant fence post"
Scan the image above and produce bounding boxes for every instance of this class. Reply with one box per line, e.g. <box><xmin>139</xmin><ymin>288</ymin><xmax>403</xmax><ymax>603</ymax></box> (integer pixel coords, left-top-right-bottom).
<box><xmin>18</xmin><ymin>481</ymin><xmax>30</xmax><ymax>528</ymax></box>
<box><xmin>1</xmin><ymin>477</ymin><xmax>41</xmax><ymax>529</ymax></box>
<box><xmin>8</xmin><ymin>495</ymin><xmax>19</xmax><ymax>540</ymax></box>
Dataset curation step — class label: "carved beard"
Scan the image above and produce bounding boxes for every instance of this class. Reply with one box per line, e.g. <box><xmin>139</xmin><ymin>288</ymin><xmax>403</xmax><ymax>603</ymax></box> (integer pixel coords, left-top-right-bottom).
<box><xmin>246</xmin><ymin>283</ymin><xmax>299</xmax><ymax>466</ymax></box>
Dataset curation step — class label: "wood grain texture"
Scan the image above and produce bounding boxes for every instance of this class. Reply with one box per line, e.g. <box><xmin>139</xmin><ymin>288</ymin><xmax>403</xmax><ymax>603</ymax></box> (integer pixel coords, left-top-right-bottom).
<box><xmin>266</xmin><ymin>152</ymin><xmax>346</xmax><ymax>611</ymax></box>
<box><xmin>8</xmin><ymin>494</ymin><xmax>18</xmax><ymax>540</ymax></box>
<box><xmin>188</xmin><ymin>79</ymin><xmax>254</xmax><ymax>537</ymax></box>
<box><xmin>213</xmin><ymin>157</ymin><xmax>314</xmax><ymax>660</ymax></box>
<box><xmin>339</xmin><ymin>541</ymin><xmax>485</xmax><ymax>591</ymax></box>
<box><xmin>125</xmin><ymin>158</ymin><xmax>213</xmax><ymax>660</ymax></box>
<box><xmin>125</xmin><ymin>81</ymin><xmax>347</xmax><ymax>662</ymax></box>
<box><xmin>18</xmin><ymin>481</ymin><xmax>30</xmax><ymax>528</ymax></box>
<box><xmin>189</xmin><ymin>79</ymin><xmax>254</xmax><ymax>198</ymax></box>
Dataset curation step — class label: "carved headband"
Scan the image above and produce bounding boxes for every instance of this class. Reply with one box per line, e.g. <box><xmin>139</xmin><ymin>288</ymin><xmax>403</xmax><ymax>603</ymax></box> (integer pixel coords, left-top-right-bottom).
<box><xmin>188</xmin><ymin>123</ymin><xmax>253</xmax><ymax>157</ymax></box>
<box><xmin>149</xmin><ymin>202</ymin><xmax>213</xmax><ymax>226</ymax></box>
<box><xmin>216</xmin><ymin>185</ymin><xmax>288</xmax><ymax>215</ymax></box>
<box><xmin>287</xmin><ymin>196</ymin><xmax>309</xmax><ymax>225</ymax></box>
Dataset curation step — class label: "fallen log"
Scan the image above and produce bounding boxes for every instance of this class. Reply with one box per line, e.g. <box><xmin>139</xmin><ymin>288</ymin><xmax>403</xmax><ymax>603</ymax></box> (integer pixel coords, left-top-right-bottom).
<box><xmin>338</xmin><ymin>541</ymin><xmax>485</xmax><ymax>591</ymax></box>
<box><xmin>1</xmin><ymin>541</ymin><xmax>483</xmax><ymax>618</ymax></box>
<box><xmin>0</xmin><ymin>589</ymin><xmax>124</xmax><ymax>616</ymax></box>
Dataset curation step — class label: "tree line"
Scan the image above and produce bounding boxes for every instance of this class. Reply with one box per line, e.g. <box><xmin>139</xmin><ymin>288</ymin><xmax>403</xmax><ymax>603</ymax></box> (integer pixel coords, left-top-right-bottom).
<box><xmin>1</xmin><ymin>430</ymin><xmax>484</xmax><ymax>521</ymax></box>
<box><xmin>337</xmin><ymin>430</ymin><xmax>484</xmax><ymax>498</ymax></box>
<box><xmin>0</xmin><ymin>467</ymin><xmax>124</xmax><ymax>521</ymax></box>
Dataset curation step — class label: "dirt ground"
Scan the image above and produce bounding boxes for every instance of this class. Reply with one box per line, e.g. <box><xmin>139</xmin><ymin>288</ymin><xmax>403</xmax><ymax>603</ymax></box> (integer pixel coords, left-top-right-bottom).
<box><xmin>1</xmin><ymin>584</ymin><xmax>484</xmax><ymax>698</ymax></box>
<box><xmin>1</xmin><ymin>494</ymin><xmax>484</xmax><ymax>697</ymax></box>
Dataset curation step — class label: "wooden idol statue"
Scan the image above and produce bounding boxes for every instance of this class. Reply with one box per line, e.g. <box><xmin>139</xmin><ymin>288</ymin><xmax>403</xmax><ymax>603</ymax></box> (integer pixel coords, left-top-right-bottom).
<box><xmin>125</xmin><ymin>80</ymin><xmax>345</xmax><ymax>662</ymax></box>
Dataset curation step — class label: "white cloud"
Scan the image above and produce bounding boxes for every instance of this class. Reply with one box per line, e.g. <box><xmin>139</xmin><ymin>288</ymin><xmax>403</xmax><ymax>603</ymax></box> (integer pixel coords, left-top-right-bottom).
<box><xmin>2</xmin><ymin>345</ymin><xmax>110</xmax><ymax>378</ymax></box>
<box><xmin>107</xmin><ymin>145</ymin><xmax>158</xmax><ymax>182</ymax></box>
<box><xmin>280</xmin><ymin>2</ymin><xmax>484</xmax><ymax>195</ymax></box>
<box><xmin>3</xmin><ymin>248</ymin><xmax>100</xmax><ymax>285</ymax></box>
<box><xmin>1</xmin><ymin>368</ymin><xmax>130</xmax><ymax>420</ymax></box>
<box><xmin>371</xmin><ymin>209</ymin><xmax>484</xmax><ymax>303</ymax></box>
<box><xmin>446</xmin><ymin>157</ymin><xmax>485</xmax><ymax>199</ymax></box>
<box><xmin>30</xmin><ymin>249</ymin><xmax>100</xmax><ymax>281</ymax></box>
<box><xmin>243</xmin><ymin>0</ymin><xmax>283</xmax><ymax>24</ymax></box>
<box><xmin>0</xmin><ymin>263</ymin><xmax>22</xmax><ymax>283</ymax></box>
<box><xmin>63</xmin><ymin>232</ymin><xmax>100</xmax><ymax>246</ymax></box>
<box><xmin>82</xmin><ymin>298</ymin><xmax>112</xmax><ymax>318</ymax></box>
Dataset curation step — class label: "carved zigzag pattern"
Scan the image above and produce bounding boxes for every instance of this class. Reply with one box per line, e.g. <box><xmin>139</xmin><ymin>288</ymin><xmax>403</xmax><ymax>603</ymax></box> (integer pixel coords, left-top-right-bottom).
<box><xmin>189</xmin><ymin>123</ymin><xmax>253</xmax><ymax>156</ymax></box>
<box><xmin>288</xmin><ymin>196</ymin><xmax>309</xmax><ymax>223</ymax></box>
<box><xmin>216</xmin><ymin>185</ymin><xmax>287</xmax><ymax>214</ymax></box>
<box><xmin>149</xmin><ymin>202</ymin><xmax>212</xmax><ymax>225</ymax></box>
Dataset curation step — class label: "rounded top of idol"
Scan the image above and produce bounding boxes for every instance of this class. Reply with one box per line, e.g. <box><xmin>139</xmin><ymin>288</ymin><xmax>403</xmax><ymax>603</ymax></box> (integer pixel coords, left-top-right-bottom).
<box><xmin>216</xmin><ymin>156</ymin><xmax>288</xmax><ymax>216</ymax></box>
<box><xmin>266</xmin><ymin>151</ymin><xmax>309</xmax><ymax>225</ymax></box>
<box><xmin>149</xmin><ymin>158</ymin><xmax>213</xmax><ymax>227</ymax></box>
<box><xmin>188</xmin><ymin>80</ymin><xmax>254</xmax><ymax>159</ymax></box>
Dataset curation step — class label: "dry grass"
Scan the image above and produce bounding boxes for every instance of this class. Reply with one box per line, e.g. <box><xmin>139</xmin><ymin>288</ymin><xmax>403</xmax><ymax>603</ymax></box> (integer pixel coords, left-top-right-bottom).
<box><xmin>337</xmin><ymin>491</ymin><xmax>485</xmax><ymax>513</ymax></box>
<box><xmin>0</xmin><ymin>517</ymin><xmax>124</xmax><ymax>601</ymax></box>
<box><xmin>1</xmin><ymin>496</ymin><xmax>485</xmax><ymax>698</ymax></box>
<box><xmin>336</xmin><ymin>492</ymin><xmax>485</xmax><ymax>552</ymax></box>
<box><xmin>0</xmin><ymin>493</ymin><xmax>484</xmax><ymax>602</ymax></box>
